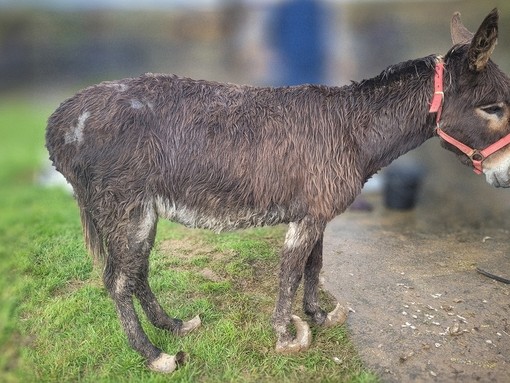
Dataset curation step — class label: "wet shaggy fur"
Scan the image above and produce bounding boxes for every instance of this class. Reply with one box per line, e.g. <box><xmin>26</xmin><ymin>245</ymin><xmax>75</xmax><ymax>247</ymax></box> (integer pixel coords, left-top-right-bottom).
<box><xmin>46</xmin><ymin>9</ymin><xmax>510</xmax><ymax>370</ymax></box>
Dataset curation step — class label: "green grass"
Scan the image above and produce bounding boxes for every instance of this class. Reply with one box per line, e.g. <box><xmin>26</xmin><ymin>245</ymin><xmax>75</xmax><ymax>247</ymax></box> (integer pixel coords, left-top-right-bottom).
<box><xmin>0</xmin><ymin>95</ymin><xmax>378</xmax><ymax>383</ymax></box>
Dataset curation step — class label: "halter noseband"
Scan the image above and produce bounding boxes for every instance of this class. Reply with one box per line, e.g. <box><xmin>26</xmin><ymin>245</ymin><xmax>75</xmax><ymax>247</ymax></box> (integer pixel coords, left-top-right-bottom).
<box><xmin>429</xmin><ymin>59</ymin><xmax>510</xmax><ymax>174</ymax></box>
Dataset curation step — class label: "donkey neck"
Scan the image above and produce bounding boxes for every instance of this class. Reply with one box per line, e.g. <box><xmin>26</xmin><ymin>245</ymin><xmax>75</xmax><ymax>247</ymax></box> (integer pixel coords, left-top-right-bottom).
<box><xmin>349</xmin><ymin>55</ymin><xmax>440</xmax><ymax>177</ymax></box>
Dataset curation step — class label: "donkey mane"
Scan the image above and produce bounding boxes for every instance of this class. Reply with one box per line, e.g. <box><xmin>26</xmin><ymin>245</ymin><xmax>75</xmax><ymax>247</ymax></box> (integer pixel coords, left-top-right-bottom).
<box><xmin>343</xmin><ymin>55</ymin><xmax>440</xmax><ymax>176</ymax></box>
<box><xmin>356</xmin><ymin>54</ymin><xmax>438</xmax><ymax>88</ymax></box>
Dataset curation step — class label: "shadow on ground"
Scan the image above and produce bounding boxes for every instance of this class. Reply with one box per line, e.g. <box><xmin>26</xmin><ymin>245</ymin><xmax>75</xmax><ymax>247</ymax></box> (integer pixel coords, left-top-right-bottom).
<box><xmin>323</xmin><ymin>138</ymin><xmax>510</xmax><ymax>382</ymax></box>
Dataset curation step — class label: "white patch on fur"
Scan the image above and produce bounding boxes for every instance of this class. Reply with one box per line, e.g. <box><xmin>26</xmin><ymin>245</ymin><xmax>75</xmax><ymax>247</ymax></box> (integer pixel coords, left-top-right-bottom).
<box><xmin>129</xmin><ymin>99</ymin><xmax>154</xmax><ymax>111</ymax></box>
<box><xmin>155</xmin><ymin>196</ymin><xmax>198</xmax><ymax>225</ymax></box>
<box><xmin>101</xmin><ymin>82</ymin><xmax>128</xmax><ymax>92</ymax></box>
<box><xmin>115</xmin><ymin>273</ymin><xmax>127</xmax><ymax>295</ymax></box>
<box><xmin>130</xmin><ymin>99</ymin><xmax>144</xmax><ymax>109</ymax></box>
<box><xmin>135</xmin><ymin>204</ymin><xmax>157</xmax><ymax>242</ymax></box>
<box><xmin>154</xmin><ymin>196</ymin><xmax>286</xmax><ymax>232</ymax></box>
<box><xmin>284</xmin><ymin>222</ymin><xmax>303</xmax><ymax>250</ymax></box>
<box><xmin>65</xmin><ymin>111</ymin><xmax>90</xmax><ymax>145</ymax></box>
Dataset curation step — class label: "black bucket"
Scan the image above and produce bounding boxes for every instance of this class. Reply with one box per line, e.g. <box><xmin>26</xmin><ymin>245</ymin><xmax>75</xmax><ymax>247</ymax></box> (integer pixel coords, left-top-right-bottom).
<box><xmin>384</xmin><ymin>164</ymin><xmax>425</xmax><ymax>210</ymax></box>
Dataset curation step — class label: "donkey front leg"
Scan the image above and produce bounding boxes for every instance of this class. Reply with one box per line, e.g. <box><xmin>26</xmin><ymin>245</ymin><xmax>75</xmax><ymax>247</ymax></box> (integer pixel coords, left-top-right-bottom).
<box><xmin>273</xmin><ymin>218</ymin><xmax>324</xmax><ymax>353</ymax></box>
<box><xmin>303</xmin><ymin>234</ymin><xmax>348</xmax><ymax>328</ymax></box>
<box><xmin>303</xmin><ymin>234</ymin><xmax>326</xmax><ymax>324</ymax></box>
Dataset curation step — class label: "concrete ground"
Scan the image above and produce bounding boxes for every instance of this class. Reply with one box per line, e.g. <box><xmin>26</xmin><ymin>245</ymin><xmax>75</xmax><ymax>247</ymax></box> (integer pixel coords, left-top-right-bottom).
<box><xmin>323</xmin><ymin>138</ymin><xmax>510</xmax><ymax>382</ymax></box>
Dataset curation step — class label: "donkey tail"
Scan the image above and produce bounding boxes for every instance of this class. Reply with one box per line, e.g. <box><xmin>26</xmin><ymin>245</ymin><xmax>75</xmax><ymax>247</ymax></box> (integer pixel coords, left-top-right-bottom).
<box><xmin>79</xmin><ymin>206</ymin><xmax>106</xmax><ymax>262</ymax></box>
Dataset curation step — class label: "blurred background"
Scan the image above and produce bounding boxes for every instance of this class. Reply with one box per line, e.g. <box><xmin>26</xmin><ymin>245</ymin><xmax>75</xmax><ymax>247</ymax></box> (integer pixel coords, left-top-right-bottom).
<box><xmin>1</xmin><ymin>0</ymin><xmax>510</xmax><ymax>95</ymax></box>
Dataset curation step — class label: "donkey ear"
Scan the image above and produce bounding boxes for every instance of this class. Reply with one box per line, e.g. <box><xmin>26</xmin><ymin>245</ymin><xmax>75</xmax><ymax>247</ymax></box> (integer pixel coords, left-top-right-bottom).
<box><xmin>468</xmin><ymin>8</ymin><xmax>499</xmax><ymax>72</ymax></box>
<box><xmin>451</xmin><ymin>12</ymin><xmax>474</xmax><ymax>45</ymax></box>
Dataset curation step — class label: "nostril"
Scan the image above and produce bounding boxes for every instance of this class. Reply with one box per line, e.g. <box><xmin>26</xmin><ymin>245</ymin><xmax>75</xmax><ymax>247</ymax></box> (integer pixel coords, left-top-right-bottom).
<box><xmin>493</xmin><ymin>173</ymin><xmax>504</xmax><ymax>188</ymax></box>
<box><xmin>485</xmin><ymin>171</ymin><xmax>500</xmax><ymax>187</ymax></box>
<box><xmin>493</xmin><ymin>173</ymin><xmax>508</xmax><ymax>188</ymax></box>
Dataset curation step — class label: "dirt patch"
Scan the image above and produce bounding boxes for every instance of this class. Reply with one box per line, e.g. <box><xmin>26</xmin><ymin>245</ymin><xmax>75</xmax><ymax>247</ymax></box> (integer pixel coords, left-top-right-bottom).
<box><xmin>199</xmin><ymin>267</ymin><xmax>222</xmax><ymax>282</ymax></box>
<box><xmin>324</xmin><ymin>212</ymin><xmax>510</xmax><ymax>382</ymax></box>
<box><xmin>158</xmin><ymin>238</ymin><xmax>220</xmax><ymax>260</ymax></box>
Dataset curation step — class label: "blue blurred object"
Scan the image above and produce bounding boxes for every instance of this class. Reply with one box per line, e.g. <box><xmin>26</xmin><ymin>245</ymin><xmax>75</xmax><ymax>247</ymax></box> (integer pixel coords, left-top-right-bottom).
<box><xmin>269</xmin><ymin>0</ymin><xmax>327</xmax><ymax>85</ymax></box>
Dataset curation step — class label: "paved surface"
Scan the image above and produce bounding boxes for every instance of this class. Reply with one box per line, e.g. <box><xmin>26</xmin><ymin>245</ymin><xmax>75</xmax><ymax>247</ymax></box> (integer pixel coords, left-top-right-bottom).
<box><xmin>323</xmin><ymin>139</ymin><xmax>510</xmax><ymax>382</ymax></box>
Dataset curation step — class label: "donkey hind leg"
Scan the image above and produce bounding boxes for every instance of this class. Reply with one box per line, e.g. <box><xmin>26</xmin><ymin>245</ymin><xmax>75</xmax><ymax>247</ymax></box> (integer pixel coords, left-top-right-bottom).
<box><xmin>273</xmin><ymin>218</ymin><xmax>323</xmax><ymax>354</ymax></box>
<box><xmin>133</xmin><ymin>258</ymin><xmax>201</xmax><ymax>373</ymax></box>
<box><xmin>303</xmin><ymin>234</ymin><xmax>348</xmax><ymax>327</ymax></box>
<box><xmin>134</xmin><ymin>224</ymin><xmax>201</xmax><ymax>338</ymax></box>
<box><xmin>104</xmin><ymin>240</ymin><xmax>174</xmax><ymax>372</ymax></box>
<box><xmin>104</xmin><ymin>210</ymin><xmax>198</xmax><ymax>374</ymax></box>
<box><xmin>131</xmin><ymin>208</ymin><xmax>200</xmax><ymax>371</ymax></box>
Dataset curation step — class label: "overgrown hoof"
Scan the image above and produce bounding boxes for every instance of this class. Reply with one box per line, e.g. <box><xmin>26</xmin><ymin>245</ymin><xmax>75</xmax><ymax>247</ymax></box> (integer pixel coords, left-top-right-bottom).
<box><xmin>178</xmin><ymin>314</ymin><xmax>202</xmax><ymax>336</ymax></box>
<box><xmin>275</xmin><ymin>315</ymin><xmax>312</xmax><ymax>353</ymax></box>
<box><xmin>323</xmin><ymin>303</ymin><xmax>348</xmax><ymax>328</ymax></box>
<box><xmin>149</xmin><ymin>351</ymin><xmax>187</xmax><ymax>373</ymax></box>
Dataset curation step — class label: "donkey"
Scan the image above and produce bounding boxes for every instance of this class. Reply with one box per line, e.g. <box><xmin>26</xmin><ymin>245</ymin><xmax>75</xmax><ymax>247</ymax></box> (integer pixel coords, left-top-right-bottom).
<box><xmin>46</xmin><ymin>9</ymin><xmax>510</xmax><ymax>373</ymax></box>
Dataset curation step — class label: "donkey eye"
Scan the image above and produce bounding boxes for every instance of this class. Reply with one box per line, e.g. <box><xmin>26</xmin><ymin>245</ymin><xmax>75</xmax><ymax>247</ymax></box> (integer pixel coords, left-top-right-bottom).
<box><xmin>480</xmin><ymin>103</ymin><xmax>505</xmax><ymax>117</ymax></box>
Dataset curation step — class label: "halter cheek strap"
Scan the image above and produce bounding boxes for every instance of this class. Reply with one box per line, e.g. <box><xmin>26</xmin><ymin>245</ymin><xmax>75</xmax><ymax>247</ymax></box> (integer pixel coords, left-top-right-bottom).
<box><xmin>429</xmin><ymin>60</ymin><xmax>444</xmax><ymax>123</ymax></box>
<box><xmin>429</xmin><ymin>60</ymin><xmax>510</xmax><ymax>175</ymax></box>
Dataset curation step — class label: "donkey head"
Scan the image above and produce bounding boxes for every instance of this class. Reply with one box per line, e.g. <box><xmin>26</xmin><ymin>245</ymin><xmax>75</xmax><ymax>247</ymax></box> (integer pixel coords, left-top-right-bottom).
<box><xmin>439</xmin><ymin>8</ymin><xmax>510</xmax><ymax>187</ymax></box>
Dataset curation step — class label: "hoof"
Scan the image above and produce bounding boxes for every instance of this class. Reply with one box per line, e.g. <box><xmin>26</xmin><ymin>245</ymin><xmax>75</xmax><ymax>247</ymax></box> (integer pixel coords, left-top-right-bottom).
<box><xmin>149</xmin><ymin>351</ymin><xmax>187</xmax><ymax>373</ymax></box>
<box><xmin>275</xmin><ymin>315</ymin><xmax>312</xmax><ymax>353</ymax></box>
<box><xmin>178</xmin><ymin>314</ymin><xmax>202</xmax><ymax>336</ymax></box>
<box><xmin>323</xmin><ymin>303</ymin><xmax>348</xmax><ymax>327</ymax></box>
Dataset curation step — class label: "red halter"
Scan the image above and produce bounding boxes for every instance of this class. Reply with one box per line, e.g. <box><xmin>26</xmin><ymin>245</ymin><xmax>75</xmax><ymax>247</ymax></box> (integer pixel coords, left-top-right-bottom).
<box><xmin>429</xmin><ymin>60</ymin><xmax>510</xmax><ymax>175</ymax></box>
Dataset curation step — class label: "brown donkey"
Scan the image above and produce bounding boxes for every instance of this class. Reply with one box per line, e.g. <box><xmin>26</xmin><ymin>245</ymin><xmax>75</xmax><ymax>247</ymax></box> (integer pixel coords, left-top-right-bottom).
<box><xmin>46</xmin><ymin>9</ymin><xmax>510</xmax><ymax>373</ymax></box>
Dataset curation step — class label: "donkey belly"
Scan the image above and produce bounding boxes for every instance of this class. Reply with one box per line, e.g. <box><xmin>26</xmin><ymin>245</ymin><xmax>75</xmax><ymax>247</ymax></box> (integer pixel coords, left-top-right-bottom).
<box><xmin>154</xmin><ymin>196</ymin><xmax>289</xmax><ymax>232</ymax></box>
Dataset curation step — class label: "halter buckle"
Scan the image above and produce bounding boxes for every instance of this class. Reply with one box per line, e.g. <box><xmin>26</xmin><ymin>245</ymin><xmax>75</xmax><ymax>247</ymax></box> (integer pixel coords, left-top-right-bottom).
<box><xmin>468</xmin><ymin>150</ymin><xmax>484</xmax><ymax>162</ymax></box>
